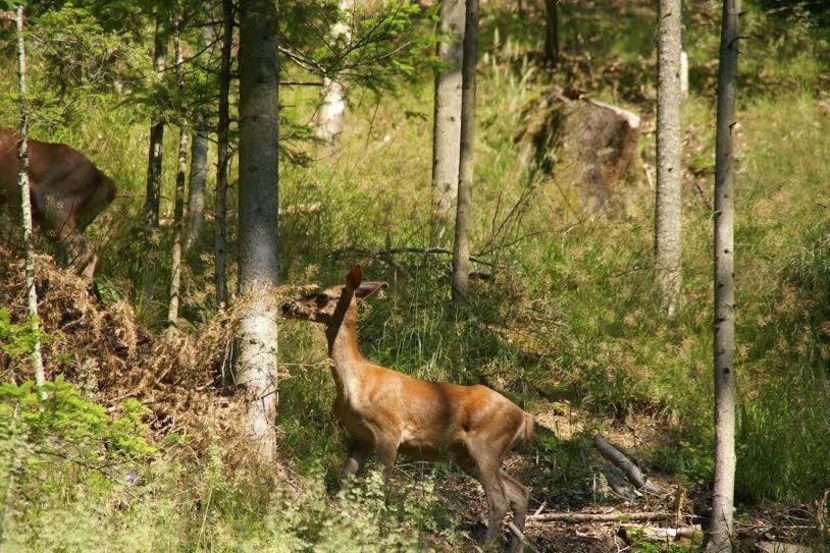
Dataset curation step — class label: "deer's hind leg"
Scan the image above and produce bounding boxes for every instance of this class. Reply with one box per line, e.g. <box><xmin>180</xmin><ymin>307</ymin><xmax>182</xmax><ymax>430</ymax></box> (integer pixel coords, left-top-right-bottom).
<box><xmin>461</xmin><ymin>438</ymin><xmax>509</xmax><ymax>546</ymax></box>
<box><xmin>501</xmin><ymin>470</ymin><xmax>529</xmax><ymax>553</ymax></box>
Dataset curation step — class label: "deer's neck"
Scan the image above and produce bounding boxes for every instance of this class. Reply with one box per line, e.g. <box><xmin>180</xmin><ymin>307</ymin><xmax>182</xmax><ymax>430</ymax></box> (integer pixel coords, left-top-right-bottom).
<box><xmin>326</xmin><ymin>305</ymin><xmax>366</xmax><ymax>400</ymax></box>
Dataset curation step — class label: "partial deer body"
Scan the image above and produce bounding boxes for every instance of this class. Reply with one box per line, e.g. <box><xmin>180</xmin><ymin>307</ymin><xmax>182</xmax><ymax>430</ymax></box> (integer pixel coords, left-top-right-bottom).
<box><xmin>283</xmin><ymin>265</ymin><xmax>533</xmax><ymax>552</ymax></box>
<box><xmin>0</xmin><ymin>129</ymin><xmax>116</xmax><ymax>278</ymax></box>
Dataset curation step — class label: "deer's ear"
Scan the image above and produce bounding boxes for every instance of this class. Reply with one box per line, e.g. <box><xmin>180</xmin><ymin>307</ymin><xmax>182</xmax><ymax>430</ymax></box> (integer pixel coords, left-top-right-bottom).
<box><xmin>345</xmin><ymin>264</ymin><xmax>363</xmax><ymax>290</ymax></box>
<box><xmin>355</xmin><ymin>281</ymin><xmax>388</xmax><ymax>299</ymax></box>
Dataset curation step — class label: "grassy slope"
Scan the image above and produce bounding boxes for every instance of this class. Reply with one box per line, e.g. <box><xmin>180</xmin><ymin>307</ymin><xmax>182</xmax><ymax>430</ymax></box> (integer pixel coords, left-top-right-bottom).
<box><xmin>2</xmin><ymin>0</ymin><xmax>830</xmax><ymax>550</ymax></box>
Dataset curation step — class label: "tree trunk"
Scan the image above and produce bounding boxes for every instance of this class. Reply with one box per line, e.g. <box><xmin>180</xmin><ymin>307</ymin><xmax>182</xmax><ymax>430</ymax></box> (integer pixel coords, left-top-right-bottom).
<box><xmin>185</xmin><ymin>17</ymin><xmax>215</xmax><ymax>252</ymax></box>
<box><xmin>710</xmin><ymin>0</ymin><xmax>739</xmax><ymax>551</ymax></box>
<box><xmin>15</xmin><ymin>6</ymin><xmax>46</xmax><ymax>395</ymax></box>
<box><xmin>431</xmin><ymin>0</ymin><xmax>465</xmax><ymax>233</ymax></box>
<box><xmin>185</xmin><ymin>119</ymin><xmax>208</xmax><ymax>251</ymax></box>
<box><xmin>143</xmin><ymin>19</ymin><xmax>168</xmax><ymax>231</ymax></box>
<box><xmin>655</xmin><ymin>0</ymin><xmax>683</xmax><ymax>317</ymax></box>
<box><xmin>452</xmin><ymin>0</ymin><xmax>478</xmax><ymax>308</ymax></box>
<box><xmin>314</xmin><ymin>0</ymin><xmax>351</xmax><ymax>145</ymax></box>
<box><xmin>168</xmin><ymin>34</ymin><xmax>188</xmax><ymax>327</ymax></box>
<box><xmin>236</xmin><ymin>0</ymin><xmax>280</xmax><ymax>463</ymax></box>
<box><xmin>215</xmin><ymin>0</ymin><xmax>233</xmax><ymax>307</ymax></box>
<box><xmin>544</xmin><ymin>0</ymin><xmax>559</xmax><ymax>65</ymax></box>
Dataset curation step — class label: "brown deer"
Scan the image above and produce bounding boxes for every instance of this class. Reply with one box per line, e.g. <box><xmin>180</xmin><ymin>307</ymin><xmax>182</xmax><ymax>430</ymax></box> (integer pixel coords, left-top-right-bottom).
<box><xmin>0</xmin><ymin>128</ymin><xmax>116</xmax><ymax>279</ymax></box>
<box><xmin>282</xmin><ymin>265</ymin><xmax>533</xmax><ymax>552</ymax></box>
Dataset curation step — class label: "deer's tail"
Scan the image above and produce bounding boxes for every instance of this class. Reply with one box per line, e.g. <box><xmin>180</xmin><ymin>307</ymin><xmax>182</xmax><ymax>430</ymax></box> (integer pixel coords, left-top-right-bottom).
<box><xmin>515</xmin><ymin>410</ymin><xmax>534</xmax><ymax>445</ymax></box>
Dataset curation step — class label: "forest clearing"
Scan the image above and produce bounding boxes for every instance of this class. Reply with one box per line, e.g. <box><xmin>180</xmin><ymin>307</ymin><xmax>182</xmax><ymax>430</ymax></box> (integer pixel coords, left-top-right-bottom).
<box><xmin>1</xmin><ymin>0</ymin><xmax>829</xmax><ymax>551</ymax></box>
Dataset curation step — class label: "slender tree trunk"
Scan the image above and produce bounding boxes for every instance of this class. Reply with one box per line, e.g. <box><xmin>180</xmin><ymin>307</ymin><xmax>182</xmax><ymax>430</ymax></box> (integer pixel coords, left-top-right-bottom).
<box><xmin>185</xmin><ymin>18</ymin><xmax>215</xmax><ymax>252</ymax></box>
<box><xmin>655</xmin><ymin>0</ymin><xmax>683</xmax><ymax>317</ymax></box>
<box><xmin>710</xmin><ymin>0</ymin><xmax>739</xmax><ymax>551</ymax></box>
<box><xmin>185</xmin><ymin>118</ymin><xmax>208</xmax><ymax>251</ymax></box>
<box><xmin>236</xmin><ymin>0</ymin><xmax>280</xmax><ymax>462</ymax></box>
<box><xmin>215</xmin><ymin>0</ymin><xmax>233</xmax><ymax>307</ymax></box>
<box><xmin>451</xmin><ymin>0</ymin><xmax>478</xmax><ymax>308</ymax></box>
<box><xmin>168</xmin><ymin>34</ymin><xmax>188</xmax><ymax>326</ymax></box>
<box><xmin>15</xmin><ymin>7</ymin><xmax>46</xmax><ymax>395</ymax></box>
<box><xmin>544</xmin><ymin>0</ymin><xmax>559</xmax><ymax>65</ymax></box>
<box><xmin>143</xmin><ymin>19</ymin><xmax>168</xmax><ymax>231</ymax></box>
<box><xmin>315</xmin><ymin>0</ymin><xmax>351</xmax><ymax>145</ymax></box>
<box><xmin>431</xmin><ymin>0</ymin><xmax>465</xmax><ymax>233</ymax></box>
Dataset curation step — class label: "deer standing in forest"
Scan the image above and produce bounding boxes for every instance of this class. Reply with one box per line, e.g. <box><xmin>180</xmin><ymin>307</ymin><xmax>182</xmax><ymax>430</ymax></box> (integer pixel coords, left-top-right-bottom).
<box><xmin>282</xmin><ymin>265</ymin><xmax>534</xmax><ymax>552</ymax></box>
<box><xmin>0</xmin><ymin>128</ymin><xmax>116</xmax><ymax>279</ymax></box>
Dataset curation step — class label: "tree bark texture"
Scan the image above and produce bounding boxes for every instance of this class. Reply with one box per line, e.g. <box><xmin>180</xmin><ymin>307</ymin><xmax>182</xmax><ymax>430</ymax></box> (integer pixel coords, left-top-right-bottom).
<box><xmin>143</xmin><ymin>19</ymin><xmax>168</xmax><ymax>231</ymax></box>
<box><xmin>168</xmin><ymin>34</ymin><xmax>188</xmax><ymax>326</ymax></box>
<box><xmin>236</xmin><ymin>0</ymin><xmax>280</xmax><ymax>463</ymax></box>
<box><xmin>168</xmin><ymin>126</ymin><xmax>188</xmax><ymax>325</ymax></box>
<box><xmin>451</xmin><ymin>0</ymin><xmax>478</xmax><ymax>308</ymax></box>
<box><xmin>215</xmin><ymin>0</ymin><xmax>233</xmax><ymax>307</ymax></box>
<box><xmin>15</xmin><ymin>6</ymin><xmax>46</xmax><ymax>394</ymax></box>
<box><xmin>185</xmin><ymin>119</ymin><xmax>208</xmax><ymax>251</ymax></box>
<box><xmin>431</xmin><ymin>0</ymin><xmax>465</xmax><ymax>229</ymax></box>
<box><xmin>655</xmin><ymin>0</ymin><xmax>683</xmax><ymax>317</ymax></box>
<box><xmin>544</xmin><ymin>0</ymin><xmax>559</xmax><ymax>64</ymax></box>
<box><xmin>185</xmin><ymin>17</ymin><xmax>216</xmax><ymax>251</ymax></box>
<box><xmin>710</xmin><ymin>0</ymin><xmax>739</xmax><ymax>551</ymax></box>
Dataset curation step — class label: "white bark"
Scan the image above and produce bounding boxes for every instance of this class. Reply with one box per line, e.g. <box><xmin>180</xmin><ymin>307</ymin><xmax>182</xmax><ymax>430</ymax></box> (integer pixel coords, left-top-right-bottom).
<box><xmin>236</xmin><ymin>0</ymin><xmax>280</xmax><ymax>462</ymax></box>
<box><xmin>168</xmin><ymin>34</ymin><xmax>187</xmax><ymax>326</ymax></box>
<box><xmin>452</xmin><ymin>0</ymin><xmax>478</xmax><ymax>307</ymax></box>
<box><xmin>655</xmin><ymin>0</ymin><xmax>683</xmax><ymax>317</ymax></box>
<box><xmin>680</xmin><ymin>49</ymin><xmax>689</xmax><ymax>97</ymax></box>
<box><xmin>143</xmin><ymin>20</ymin><xmax>167</xmax><ymax>231</ymax></box>
<box><xmin>431</xmin><ymin>0</ymin><xmax>465</xmax><ymax>227</ymax></box>
<box><xmin>15</xmin><ymin>6</ymin><xmax>46</xmax><ymax>396</ymax></box>
<box><xmin>710</xmin><ymin>0</ymin><xmax>739</xmax><ymax>551</ymax></box>
<box><xmin>315</xmin><ymin>0</ymin><xmax>352</xmax><ymax>144</ymax></box>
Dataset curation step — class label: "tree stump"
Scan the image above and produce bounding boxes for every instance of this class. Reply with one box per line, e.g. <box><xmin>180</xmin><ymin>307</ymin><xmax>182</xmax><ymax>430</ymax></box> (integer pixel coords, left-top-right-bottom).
<box><xmin>517</xmin><ymin>87</ymin><xmax>640</xmax><ymax>212</ymax></box>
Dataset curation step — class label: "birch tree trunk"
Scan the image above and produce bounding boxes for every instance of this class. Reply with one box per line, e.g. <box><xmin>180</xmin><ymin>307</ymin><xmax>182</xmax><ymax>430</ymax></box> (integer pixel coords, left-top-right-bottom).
<box><xmin>168</xmin><ymin>34</ymin><xmax>188</xmax><ymax>326</ymax></box>
<box><xmin>543</xmin><ymin>0</ymin><xmax>559</xmax><ymax>65</ymax></box>
<box><xmin>655</xmin><ymin>0</ymin><xmax>683</xmax><ymax>317</ymax></box>
<box><xmin>215</xmin><ymin>0</ymin><xmax>233</xmax><ymax>307</ymax></box>
<box><xmin>451</xmin><ymin>0</ymin><xmax>478</xmax><ymax>308</ymax></box>
<box><xmin>236</xmin><ymin>0</ymin><xmax>280</xmax><ymax>462</ymax></box>
<box><xmin>314</xmin><ymin>0</ymin><xmax>351</xmax><ymax>145</ymax></box>
<box><xmin>143</xmin><ymin>19</ymin><xmax>168</xmax><ymax>231</ymax></box>
<box><xmin>710</xmin><ymin>0</ymin><xmax>739</xmax><ymax>550</ymax></box>
<box><xmin>431</xmin><ymin>0</ymin><xmax>464</xmax><ymax>231</ymax></box>
<box><xmin>15</xmin><ymin>6</ymin><xmax>46</xmax><ymax>395</ymax></box>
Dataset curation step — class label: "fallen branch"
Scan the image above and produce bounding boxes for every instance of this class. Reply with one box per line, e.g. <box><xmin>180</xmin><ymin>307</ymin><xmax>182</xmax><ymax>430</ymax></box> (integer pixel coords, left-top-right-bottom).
<box><xmin>329</xmin><ymin>246</ymin><xmax>497</xmax><ymax>267</ymax></box>
<box><xmin>595</xmin><ymin>434</ymin><xmax>660</xmax><ymax>493</ymax></box>
<box><xmin>507</xmin><ymin>522</ymin><xmax>540</xmax><ymax>553</ymax></box>
<box><xmin>622</xmin><ymin>523</ymin><xmax>703</xmax><ymax>541</ymax></box>
<box><xmin>529</xmin><ymin>511</ymin><xmax>671</xmax><ymax>523</ymax></box>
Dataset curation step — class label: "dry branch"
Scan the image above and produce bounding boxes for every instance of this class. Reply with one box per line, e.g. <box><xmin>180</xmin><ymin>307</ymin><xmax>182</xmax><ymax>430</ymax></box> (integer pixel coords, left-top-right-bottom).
<box><xmin>595</xmin><ymin>434</ymin><xmax>660</xmax><ymax>493</ymax></box>
<box><xmin>529</xmin><ymin>511</ymin><xmax>671</xmax><ymax>523</ymax></box>
<box><xmin>623</xmin><ymin>523</ymin><xmax>703</xmax><ymax>541</ymax></box>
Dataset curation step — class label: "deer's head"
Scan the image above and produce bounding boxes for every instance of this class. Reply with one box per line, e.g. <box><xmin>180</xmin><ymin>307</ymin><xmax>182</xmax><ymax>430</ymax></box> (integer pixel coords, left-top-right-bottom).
<box><xmin>281</xmin><ymin>265</ymin><xmax>388</xmax><ymax>326</ymax></box>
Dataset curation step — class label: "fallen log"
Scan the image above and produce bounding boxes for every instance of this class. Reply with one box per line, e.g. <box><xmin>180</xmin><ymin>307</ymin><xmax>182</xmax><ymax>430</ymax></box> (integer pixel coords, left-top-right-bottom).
<box><xmin>595</xmin><ymin>434</ymin><xmax>660</xmax><ymax>493</ymax></box>
<box><xmin>622</xmin><ymin>523</ymin><xmax>703</xmax><ymax>541</ymax></box>
<box><xmin>529</xmin><ymin>511</ymin><xmax>671</xmax><ymax>523</ymax></box>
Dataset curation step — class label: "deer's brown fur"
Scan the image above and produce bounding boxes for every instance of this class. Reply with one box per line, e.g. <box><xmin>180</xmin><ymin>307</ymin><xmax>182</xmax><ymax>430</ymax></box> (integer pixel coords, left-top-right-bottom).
<box><xmin>0</xmin><ymin>129</ymin><xmax>116</xmax><ymax>278</ymax></box>
<box><xmin>283</xmin><ymin>265</ymin><xmax>533</xmax><ymax>552</ymax></box>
